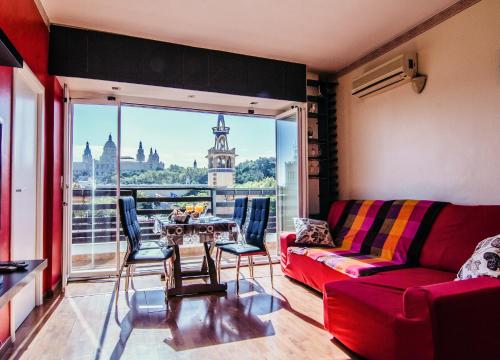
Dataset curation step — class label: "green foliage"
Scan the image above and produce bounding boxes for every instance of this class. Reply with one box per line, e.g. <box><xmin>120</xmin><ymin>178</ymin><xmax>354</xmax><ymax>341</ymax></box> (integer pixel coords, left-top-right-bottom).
<box><xmin>75</xmin><ymin>156</ymin><xmax>276</xmax><ymax>187</ymax></box>
<box><xmin>234</xmin><ymin>177</ymin><xmax>276</xmax><ymax>188</ymax></box>
<box><xmin>235</xmin><ymin>157</ymin><xmax>276</xmax><ymax>184</ymax></box>
<box><xmin>120</xmin><ymin>166</ymin><xmax>208</xmax><ymax>185</ymax></box>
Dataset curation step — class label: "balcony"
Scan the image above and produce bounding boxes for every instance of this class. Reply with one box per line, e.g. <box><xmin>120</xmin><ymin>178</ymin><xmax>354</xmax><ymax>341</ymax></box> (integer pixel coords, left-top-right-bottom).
<box><xmin>71</xmin><ymin>185</ymin><xmax>277</xmax><ymax>272</ymax></box>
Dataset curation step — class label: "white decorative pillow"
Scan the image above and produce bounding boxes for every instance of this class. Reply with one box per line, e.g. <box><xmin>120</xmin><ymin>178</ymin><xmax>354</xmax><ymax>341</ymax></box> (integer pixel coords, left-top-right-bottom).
<box><xmin>457</xmin><ymin>234</ymin><xmax>500</xmax><ymax>280</ymax></box>
<box><xmin>293</xmin><ymin>218</ymin><xmax>335</xmax><ymax>247</ymax></box>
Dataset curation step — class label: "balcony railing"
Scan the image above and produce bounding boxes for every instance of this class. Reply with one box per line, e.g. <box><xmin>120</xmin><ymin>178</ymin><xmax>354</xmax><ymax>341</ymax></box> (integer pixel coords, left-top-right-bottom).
<box><xmin>71</xmin><ymin>185</ymin><xmax>276</xmax><ymax>246</ymax></box>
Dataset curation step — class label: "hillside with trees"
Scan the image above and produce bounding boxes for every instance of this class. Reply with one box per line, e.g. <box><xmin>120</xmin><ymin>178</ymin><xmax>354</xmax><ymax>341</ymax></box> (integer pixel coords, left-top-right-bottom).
<box><xmin>111</xmin><ymin>156</ymin><xmax>276</xmax><ymax>187</ymax></box>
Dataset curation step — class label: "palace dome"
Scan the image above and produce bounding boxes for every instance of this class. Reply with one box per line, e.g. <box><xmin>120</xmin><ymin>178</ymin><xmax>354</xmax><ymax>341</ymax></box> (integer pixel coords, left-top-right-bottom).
<box><xmin>100</xmin><ymin>134</ymin><xmax>117</xmax><ymax>163</ymax></box>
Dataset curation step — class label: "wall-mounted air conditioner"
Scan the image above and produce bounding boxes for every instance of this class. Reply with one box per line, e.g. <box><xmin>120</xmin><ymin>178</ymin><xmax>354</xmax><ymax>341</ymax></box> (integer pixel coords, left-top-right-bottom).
<box><xmin>352</xmin><ymin>53</ymin><xmax>418</xmax><ymax>99</ymax></box>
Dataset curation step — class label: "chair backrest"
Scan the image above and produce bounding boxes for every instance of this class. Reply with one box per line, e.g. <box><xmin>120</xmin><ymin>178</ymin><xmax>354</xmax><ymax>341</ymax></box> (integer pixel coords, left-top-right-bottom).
<box><xmin>119</xmin><ymin>197</ymin><xmax>142</xmax><ymax>252</ymax></box>
<box><xmin>245</xmin><ymin>197</ymin><xmax>270</xmax><ymax>249</ymax></box>
<box><xmin>232</xmin><ymin>197</ymin><xmax>248</xmax><ymax>228</ymax></box>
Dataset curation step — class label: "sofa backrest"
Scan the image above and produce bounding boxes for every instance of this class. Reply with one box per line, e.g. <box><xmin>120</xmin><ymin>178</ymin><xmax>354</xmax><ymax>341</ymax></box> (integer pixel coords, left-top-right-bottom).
<box><xmin>327</xmin><ymin>201</ymin><xmax>500</xmax><ymax>274</ymax></box>
<box><xmin>419</xmin><ymin>204</ymin><xmax>500</xmax><ymax>273</ymax></box>
<box><xmin>327</xmin><ymin>200</ymin><xmax>349</xmax><ymax>230</ymax></box>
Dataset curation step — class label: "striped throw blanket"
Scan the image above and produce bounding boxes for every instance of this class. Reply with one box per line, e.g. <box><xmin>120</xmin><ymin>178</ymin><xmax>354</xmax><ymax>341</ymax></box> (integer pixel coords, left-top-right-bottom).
<box><xmin>330</xmin><ymin>200</ymin><xmax>388</xmax><ymax>255</ymax></box>
<box><xmin>289</xmin><ymin>200</ymin><xmax>446</xmax><ymax>277</ymax></box>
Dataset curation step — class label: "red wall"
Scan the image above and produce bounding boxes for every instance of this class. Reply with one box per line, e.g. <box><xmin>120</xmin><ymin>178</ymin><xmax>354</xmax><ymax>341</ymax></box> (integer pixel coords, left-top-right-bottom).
<box><xmin>0</xmin><ymin>0</ymin><xmax>64</xmax><ymax>345</ymax></box>
<box><xmin>0</xmin><ymin>64</ymin><xmax>13</xmax><ymax>346</ymax></box>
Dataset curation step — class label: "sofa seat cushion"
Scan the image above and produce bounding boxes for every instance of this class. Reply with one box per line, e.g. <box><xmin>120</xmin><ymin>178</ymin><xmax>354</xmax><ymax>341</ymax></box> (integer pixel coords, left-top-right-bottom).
<box><xmin>283</xmin><ymin>250</ymin><xmax>350</xmax><ymax>292</ymax></box>
<box><xmin>289</xmin><ymin>246</ymin><xmax>401</xmax><ymax>277</ymax></box>
<box><xmin>324</xmin><ymin>267</ymin><xmax>455</xmax><ymax>360</ymax></box>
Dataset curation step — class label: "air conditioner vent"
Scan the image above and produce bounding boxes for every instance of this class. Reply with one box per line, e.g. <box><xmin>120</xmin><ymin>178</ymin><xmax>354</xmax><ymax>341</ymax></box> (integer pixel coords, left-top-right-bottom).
<box><xmin>352</xmin><ymin>53</ymin><xmax>417</xmax><ymax>99</ymax></box>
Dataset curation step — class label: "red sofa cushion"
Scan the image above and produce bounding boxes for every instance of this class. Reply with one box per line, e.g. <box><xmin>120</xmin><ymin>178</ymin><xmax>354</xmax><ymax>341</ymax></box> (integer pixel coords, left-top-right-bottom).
<box><xmin>283</xmin><ymin>251</ymin><xmax>350</xmax><ymax>292</ymax></box>
<box><xmin>420</xmin><ymin>204</ymin><xmax>500</xmax><ymax>272</ymax></box>
<box><xmin>326</xmin><ymin>200</ymin><xmax>349</xmax><ymax>229</ymax></box>
<box><xmin>324</xmin><ymin>268</ymin><xmax>456</xmax><ymax>360</ymax></box>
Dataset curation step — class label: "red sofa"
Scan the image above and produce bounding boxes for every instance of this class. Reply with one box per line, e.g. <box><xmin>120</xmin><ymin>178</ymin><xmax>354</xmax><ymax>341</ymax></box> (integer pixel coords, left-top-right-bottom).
<box><xmin>280</xmin><ymin>201</ymin><xmax>500</xmax><ymax>360</ymax></box>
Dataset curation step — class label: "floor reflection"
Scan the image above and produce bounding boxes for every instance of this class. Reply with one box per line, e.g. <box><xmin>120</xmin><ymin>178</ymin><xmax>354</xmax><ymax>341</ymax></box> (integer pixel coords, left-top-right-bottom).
<box><xmin>110</xmin><ymin>279</ymin><xmax>284</xmax><ymax>357</ymax></box>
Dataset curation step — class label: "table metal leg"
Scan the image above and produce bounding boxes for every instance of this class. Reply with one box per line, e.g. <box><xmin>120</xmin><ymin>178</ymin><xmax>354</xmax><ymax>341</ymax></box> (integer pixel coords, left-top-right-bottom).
<box><xmin>172</xmin><ymin>245</ymin><xmax>183</xmax><ymax>292</ymax></box>
<box><xmin>167</xmin><ymin>242</ymin><xmax>227</xmax><ymax>297</ymax></box>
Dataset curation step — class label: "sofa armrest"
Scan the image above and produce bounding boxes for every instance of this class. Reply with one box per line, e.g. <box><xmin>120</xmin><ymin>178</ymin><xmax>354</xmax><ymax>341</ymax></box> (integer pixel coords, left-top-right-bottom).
<box><xmin>279</xmin><ymin>232</ymin><xmax>296</xmax><ymax>250</ymax></box>
<box><xmin>279</xmin><ymin>232</ymin><xmax>296</xmax><ymax>266</ymax></box>
<box><xmin>403</xmin><ymin>277</ymin><xmax>500</xmax><ymax>359</ymax></box>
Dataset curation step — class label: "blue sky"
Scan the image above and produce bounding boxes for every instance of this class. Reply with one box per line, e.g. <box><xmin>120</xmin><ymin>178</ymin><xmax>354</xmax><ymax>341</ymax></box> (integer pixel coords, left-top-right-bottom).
<box><xmin>72</xmin><ymin>104</ymin><xmax>276</xmax><ymax>167</ymax></box>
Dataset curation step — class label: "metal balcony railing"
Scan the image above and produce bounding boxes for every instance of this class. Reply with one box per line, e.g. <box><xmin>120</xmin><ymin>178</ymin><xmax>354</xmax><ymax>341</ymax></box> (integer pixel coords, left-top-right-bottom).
<box><xmin>71</xmin><ymin>185</ymin><xmax>276</xmax><ymax>246</ymax></box>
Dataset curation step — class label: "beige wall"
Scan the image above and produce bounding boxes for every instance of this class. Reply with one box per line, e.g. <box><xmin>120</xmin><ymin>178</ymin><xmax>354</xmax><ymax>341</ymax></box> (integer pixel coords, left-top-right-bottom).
<box><xmin>336</xmin><ymin>0</ymin><xmax>500</xmax><ymax>205</ymax></box>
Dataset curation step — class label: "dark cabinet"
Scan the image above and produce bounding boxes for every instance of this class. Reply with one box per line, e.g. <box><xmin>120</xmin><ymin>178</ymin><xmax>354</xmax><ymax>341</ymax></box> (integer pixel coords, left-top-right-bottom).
<box><xmin>247</xmin><ymin>58</ymin><xmax>286</xmax><ymax>99</ymax></box>
<box><xmin>49</xmin><ymin>25</ymin><xmax>306</xmax><ymax>102</ymax></box>
<box><xmin>87</xmin><ymin>31</ymin><xmax>145</xmax><ymax>83</ymax></box>
<box><xmin>138</xmin><ymin>41</ymin><xmax>184</xmax><ymax>88</ymax></box>
<box><xmin>285</xmin><ymin>63</ymin><xmax>307</xmax><ymax>102</ymax></box>
<box><xmin>208</xmin><ymin>51</ymin><xmax>248</xmax><ymax>94</ymax></box>
<box><xmin>49</xmin><ymin>26</ymin><xmax>88</xmax><ymax>78</ymax></box>
<box><xmin>183</xmin><ymin>46</ymin><xmax>209</xmax><ymax>91</ymax></box>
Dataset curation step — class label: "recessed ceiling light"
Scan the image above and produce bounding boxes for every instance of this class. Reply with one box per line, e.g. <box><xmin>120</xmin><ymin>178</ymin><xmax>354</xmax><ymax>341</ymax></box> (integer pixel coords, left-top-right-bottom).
<box><xmin>250</xmin><ymin>101</ymin><xmax>258</xmax><ymax>105</ymax></box>
<box><xmin>111</xmin><ymin>86</ymin><xmax>120</xmax><ymax>91</ymax></box>
<box><xmin>188</xmin><ymin>94</ymin><xmax>196</xmax><ymax>98</ymax></box>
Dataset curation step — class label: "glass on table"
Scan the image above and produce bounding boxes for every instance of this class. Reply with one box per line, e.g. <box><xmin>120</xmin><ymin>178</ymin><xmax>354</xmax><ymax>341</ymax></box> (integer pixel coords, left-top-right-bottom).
<box><xmin>231</xmin><ymin>225</ymin><xmax>240</xmax><ymax>243</ymax></box>
<box><xmin>195</xmin><ymin>203</ymin><xmax>204</xmax><ymax>214</ymax></box>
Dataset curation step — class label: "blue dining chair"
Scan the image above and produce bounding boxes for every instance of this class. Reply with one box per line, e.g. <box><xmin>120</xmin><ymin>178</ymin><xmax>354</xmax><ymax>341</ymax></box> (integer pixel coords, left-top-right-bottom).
<box><xmin>214</xmin><ymin>197</ymin><xmax>248</xmax><ymax>278</ymax></box>
<box><xmin>216</xmin><ymin>197</ymin><xmax>272</xmax><ymax>294</ymax></box>
<box><xmin>116</xmin><ymin>196</ymin><xmax>174</xmax><ymax>305</ymax></box>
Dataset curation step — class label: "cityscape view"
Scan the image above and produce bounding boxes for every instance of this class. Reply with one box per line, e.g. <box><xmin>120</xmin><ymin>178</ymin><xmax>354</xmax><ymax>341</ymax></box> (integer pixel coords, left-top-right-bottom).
<box><xmin>72</xmin><ymin>106</ymin><xmax>277</xmax><ymax>188</ymax></box>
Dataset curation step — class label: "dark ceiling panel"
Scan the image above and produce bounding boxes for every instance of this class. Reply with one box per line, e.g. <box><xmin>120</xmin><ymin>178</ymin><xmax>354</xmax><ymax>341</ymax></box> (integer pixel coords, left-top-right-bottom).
<box><xmin>49</xmin><ymin>25</ymin><xmax>306</xmax><ymax>102</ymax></box>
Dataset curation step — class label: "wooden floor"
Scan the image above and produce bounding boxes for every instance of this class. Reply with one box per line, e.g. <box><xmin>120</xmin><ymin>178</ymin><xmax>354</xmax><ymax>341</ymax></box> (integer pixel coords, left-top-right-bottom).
<box><xmin>8</xmin><ymin>265</ymin><xmax>353</xmax><ymax>360</ymax></box>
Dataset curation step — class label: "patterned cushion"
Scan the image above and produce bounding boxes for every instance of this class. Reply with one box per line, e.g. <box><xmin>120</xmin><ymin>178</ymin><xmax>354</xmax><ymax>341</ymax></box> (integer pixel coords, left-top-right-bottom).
<box><xmin>457</xmin><ymin>234</ymin><xmax>500</xmax><ymax>280</ymax></box>
<box><xmin>293</xmin><ymin>218</ymin><xmax>335</xmax><ymax>247</ymax></box>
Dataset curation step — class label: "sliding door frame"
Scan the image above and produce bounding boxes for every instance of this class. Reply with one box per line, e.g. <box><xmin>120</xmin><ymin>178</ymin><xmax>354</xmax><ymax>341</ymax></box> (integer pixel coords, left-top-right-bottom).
<box><xmin>275</xmin><ymin>105</ymin><xmax>308</xmax><ymax>242</ymax></box>
<box><xmin>62</xmin><ymin>92</ymin><xmax>307</xmax><ymax>277</ymax></box>
<box><xmin>64</xmin><ymin>98</ymin><xmax>121</xmax><ymax>279</ymax></box>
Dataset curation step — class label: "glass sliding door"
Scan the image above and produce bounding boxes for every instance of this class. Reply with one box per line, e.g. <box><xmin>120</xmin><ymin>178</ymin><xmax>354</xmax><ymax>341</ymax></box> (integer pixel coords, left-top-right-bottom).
<box><xmin>276</xmin><ymin>107</ymin><xmax>307</xmax><ymax>234</ymax></box>
<box><xmin>69</xmin><ymin>103</ymin><xmax>120</xmax><ymax>275</ymax></box>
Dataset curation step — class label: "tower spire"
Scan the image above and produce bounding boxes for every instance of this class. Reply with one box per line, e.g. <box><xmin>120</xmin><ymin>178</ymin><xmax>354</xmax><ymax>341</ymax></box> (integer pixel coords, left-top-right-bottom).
<box><xmin>83</xmin><ymin>141</ymin><xmax>93</xmax><ymax>163</ymax></box>
<box><xmin>206</xmin><ymin>114</ymin><xmax>236</xmax><ymax>187</ymax></box>
<box><xmin>136</xmin><ymin>140</ymin><xmax>145</xmax><ymax>162</ymax></box>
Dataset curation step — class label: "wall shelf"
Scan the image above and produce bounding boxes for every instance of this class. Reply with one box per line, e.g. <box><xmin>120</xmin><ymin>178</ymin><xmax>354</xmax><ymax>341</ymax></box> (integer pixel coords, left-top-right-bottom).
<box><xmin>308</xmin><ymin>138</ymin><xmax>326</xmax><ymax>144</ymax></box>
<box><xmin>306</xmin><ymin>79</ymin><xmax>338</xmax><ymax>219</ymax></box>
<box><xmin>307</xmin><ymin>95</ymin><xmax>323</xmax><ymax>102</ymax></box>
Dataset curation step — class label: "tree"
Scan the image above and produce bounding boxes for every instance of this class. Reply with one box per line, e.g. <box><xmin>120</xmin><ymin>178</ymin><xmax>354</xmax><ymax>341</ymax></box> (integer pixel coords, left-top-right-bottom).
<box><xmin>235</xmin><ymin>157</ymin><xmax>275</xmax><ymax>184</ymax></box>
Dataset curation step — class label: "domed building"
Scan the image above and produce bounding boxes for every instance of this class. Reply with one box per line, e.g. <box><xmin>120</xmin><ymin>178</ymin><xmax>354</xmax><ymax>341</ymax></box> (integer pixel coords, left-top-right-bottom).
<box><xmin>73</xmin><ymin>135</ymin><xmax>164</xmax><ymax>182</ymax></box>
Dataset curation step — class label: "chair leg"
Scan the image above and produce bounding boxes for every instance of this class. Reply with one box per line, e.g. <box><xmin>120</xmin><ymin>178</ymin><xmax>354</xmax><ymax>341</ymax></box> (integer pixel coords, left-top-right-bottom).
<box><xmin>125</xmin><ymin>265</ymin><xmax>131</xmax><ymax>293</ymax></box>
<box><xmin>266</xmin><ymin>251</ymin><xmax>274</xmax><ymax>289</ymax></box>
<box><xmin>129</xmin><ymin>265</ymin><xmax>135</xmax><ymax>290</ymax></box>
<box><xmin>249</xmin><ymin>256</ymin><xmax>254</xmax><ymax>278</ymax></box>
<box><xmin>169</xmin><ymin>257</ymin><xmax>175</xmax><ymax>288</ymax></box>
<box><xmin>115</xmin><ymin>261</ymin><xmax>126</xmax><ymax>305</ymax></box>
<box><xmin>163</xmin><ymin>259</ymin><xmax>169</xmax><ymax>305</ymax></box>
<box><xmin>216</xmin><ymin>248</ymin><xmax>222</xmax><ymax>282</ymax></box>
<box><xmin>236</xmin><ymin>255</ymin><xmax>241</xmax><ymax>295</ymax></box>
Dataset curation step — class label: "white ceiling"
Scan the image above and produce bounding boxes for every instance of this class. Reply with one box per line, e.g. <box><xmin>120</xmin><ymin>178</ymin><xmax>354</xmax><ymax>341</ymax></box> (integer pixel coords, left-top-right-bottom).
<box><xmin>41</xmin><ymin>0</ymin><xmax>459</xmax><ymax>72</ymax></box>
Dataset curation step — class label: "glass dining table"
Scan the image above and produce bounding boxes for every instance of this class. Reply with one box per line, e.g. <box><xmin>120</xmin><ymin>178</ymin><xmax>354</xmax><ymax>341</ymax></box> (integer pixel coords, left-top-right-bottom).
<box><xmin>154</xmin><ymin>216</ymin><xmax>238</xmax><ymax>296</ymax></box>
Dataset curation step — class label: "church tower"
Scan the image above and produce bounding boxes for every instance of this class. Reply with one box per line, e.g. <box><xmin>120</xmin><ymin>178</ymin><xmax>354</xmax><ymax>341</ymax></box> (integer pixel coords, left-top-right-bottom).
<box><xmin>136</xmin><ymin>141</ymin><xmax>145</xmax><ymax>162</ymax></box>
<box><xmin>206</xmin><ymin>114</ymin><xmax>236</xmax><ymax>186</ymax></box>
<box><xmin>82</xmin><ymin>141</ymin><xmax>93</xmax><ymax>163</ymax></box>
